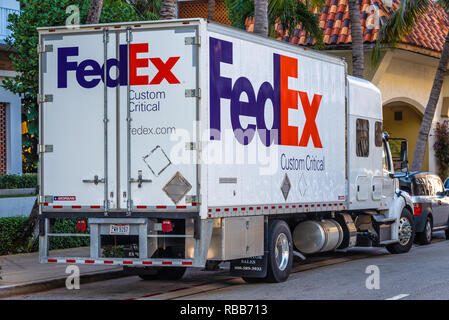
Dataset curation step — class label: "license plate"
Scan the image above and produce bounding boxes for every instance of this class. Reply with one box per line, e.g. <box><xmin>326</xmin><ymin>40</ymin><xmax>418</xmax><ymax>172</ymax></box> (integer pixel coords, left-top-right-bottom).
<box><xmin>109</xmin><ymin>224</ymin><xmax>130</xmax><ymax>235</ymax></box>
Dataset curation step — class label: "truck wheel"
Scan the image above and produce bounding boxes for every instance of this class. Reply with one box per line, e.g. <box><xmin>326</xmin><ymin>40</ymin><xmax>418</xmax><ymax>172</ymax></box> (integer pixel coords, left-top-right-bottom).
<box><xmin>158</xmin><ymin>267</ymin><xmax>186</xmax><ymax>280</ymax></box>
<box><xmin>416</xmin><ymin>216</ymin><xmax>432</xmax><ymax>245</ymax></box>
<box><xmin>242</xmin><ymin>277</ymin><xmax>265</xmax><ymax>284</ymax></box>
<box><xmin>266</xmin><ymin>220</ymin><xmax>293</xmax><ymax>283</ymax></box>
<box><xmin>386</xmin><ymin>208</ymin><xmax>415</xmax><ymax>254</ymax></box>
<box><xmin>138</xmin><ymin>267</ymin><xmax>186</xmax><ymax>281</ymax></box>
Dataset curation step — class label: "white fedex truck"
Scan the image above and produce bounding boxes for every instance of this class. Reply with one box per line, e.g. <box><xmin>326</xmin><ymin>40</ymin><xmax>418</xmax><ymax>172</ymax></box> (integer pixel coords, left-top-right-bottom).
<box><xmin>38</xmin><ymin>19</ymin><xmax>414</xmax><ymax>282</ymax></box>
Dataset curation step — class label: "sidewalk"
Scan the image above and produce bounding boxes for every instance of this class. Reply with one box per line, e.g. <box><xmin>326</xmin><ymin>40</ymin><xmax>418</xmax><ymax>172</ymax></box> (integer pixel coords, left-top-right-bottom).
<box><xmin>0</xmin><ymin>247</ymin><xmax>126</xmax><ymax>298</ymax></box>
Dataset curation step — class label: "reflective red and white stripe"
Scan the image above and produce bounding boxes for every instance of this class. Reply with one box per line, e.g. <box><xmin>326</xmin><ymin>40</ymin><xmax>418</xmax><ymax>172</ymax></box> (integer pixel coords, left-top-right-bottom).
<box><xmin>207</xmin><ymin>202</ymin><xmax>347</xmax><ymax>218</ymax></box>
<box><xmin>42</xmin><ymin>204</ymin><xmax>103</xmax><ymax>209</ymax></box>
<box><xmin>46</xmin><ymin>258</ymin><xmax>194</xmax><ymax>266</ymax></box>
<box><xmin>134</xmin><ymin>204</ymin><xmax>197</xmax><ymax>210</ymax></box>
<box><xmin>42</xmin><ymin>204</ymin><xmax>198</xmax><ymax>210</ymax></box>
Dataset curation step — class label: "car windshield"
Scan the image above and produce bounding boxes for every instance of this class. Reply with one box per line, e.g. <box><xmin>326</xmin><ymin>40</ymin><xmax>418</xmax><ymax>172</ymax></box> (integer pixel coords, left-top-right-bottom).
<box><xmin>445</xmin><ymin>179</ymin><xmax>449</xmax><ymax>189</ymax></box>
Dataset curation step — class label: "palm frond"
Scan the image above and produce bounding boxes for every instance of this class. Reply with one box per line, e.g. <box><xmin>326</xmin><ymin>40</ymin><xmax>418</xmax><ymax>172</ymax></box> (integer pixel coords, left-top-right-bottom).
<box><xmin>372</xmin><ymin>0</ymin><xmax>429</xmax><ymax>66</ymax></box>
<box><xmin>269</xmin><ymin>0</ymin><xmax>323</xmax><ymax>47</ymax></box>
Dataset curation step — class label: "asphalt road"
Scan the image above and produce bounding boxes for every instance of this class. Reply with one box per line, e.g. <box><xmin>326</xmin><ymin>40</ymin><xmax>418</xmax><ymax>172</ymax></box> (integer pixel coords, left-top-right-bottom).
<box><xmin>5</xmin><ymin>232</ymin><xmax>449</xmax><ymax>300</ymax></box>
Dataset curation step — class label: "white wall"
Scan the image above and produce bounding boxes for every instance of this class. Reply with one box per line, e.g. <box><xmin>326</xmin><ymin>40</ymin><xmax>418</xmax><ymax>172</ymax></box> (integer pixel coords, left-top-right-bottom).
<box><xmin>375</xmin><ymin>49</ymin><xmax>447</xmax><ymax>174</ymax></box>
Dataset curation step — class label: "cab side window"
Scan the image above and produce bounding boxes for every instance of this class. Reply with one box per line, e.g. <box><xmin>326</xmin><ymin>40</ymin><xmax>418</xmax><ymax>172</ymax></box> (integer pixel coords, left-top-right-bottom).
<box><xmin>356</xmin><ymin>119</ymin><xmax>369</xmax><ymax>157</ymax></box>
<box><xmin>375</xmin><ymin>121</ymin><xmax>382</xmax><ymax>147</ymax></box>
<box><xmin>382</xmin><ymin>143</ymin><xmax>390</xmax><ymax>171</ymax></box>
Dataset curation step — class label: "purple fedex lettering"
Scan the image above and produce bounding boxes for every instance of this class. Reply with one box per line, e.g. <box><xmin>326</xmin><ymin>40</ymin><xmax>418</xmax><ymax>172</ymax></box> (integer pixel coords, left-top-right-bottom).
<box><xmin>58</xmin><ymin>45</ymin><xmax>127</xmax><ymax>88</ymax></box>
<box><xmin>209</xmin><ymin>37</ymin><xmax>281</xmax><ymax>146</ymax></box>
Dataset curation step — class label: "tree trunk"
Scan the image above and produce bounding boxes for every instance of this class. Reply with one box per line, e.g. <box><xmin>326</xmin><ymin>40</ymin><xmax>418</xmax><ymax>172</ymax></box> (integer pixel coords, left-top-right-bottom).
<box><xmin>86</xmin><ymin>0</ymin><xmax>104</xmax><ymax>24</ymax></box>
<box><xmin>208</xmin><ymin>0</ymin><xmax>215</xmax><ymax>21</ymax></box>
<box><xmin>254</xmin><ymin>0</ymin><xmax>268</xmax><ymax>37</ymax></box>
<box><xmin>411</xmin><ymin>31</ymin><xmax>449</xmax><ymax>171</ymax></box>
<box><xmin>348</xmin><ymin>0</ymin><xmax>364</xmax><ymax>78</ymax></box>
<box><xmin>159</xmin><ymin>0</ymin><xmax>176</xmax><ymax>20</ymax></box>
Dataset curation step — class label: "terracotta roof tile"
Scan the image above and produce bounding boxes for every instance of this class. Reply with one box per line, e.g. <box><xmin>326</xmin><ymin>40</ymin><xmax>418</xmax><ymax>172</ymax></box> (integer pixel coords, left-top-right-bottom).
<box><xmin>246</xmin><ymin>0</ymin><xmax>449</xmax><ymax>55</ymax></box>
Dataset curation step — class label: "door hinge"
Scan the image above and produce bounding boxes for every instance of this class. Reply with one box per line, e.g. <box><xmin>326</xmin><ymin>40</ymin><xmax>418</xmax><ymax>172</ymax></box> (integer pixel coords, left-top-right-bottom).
<box><xmin>38</xmin><ymin>144</ymin><xmax>53</xmax><ymax>153</ymax></box>
<box><xmin>37</xmin><ymin>44</ymin><xmax>53</xmax><ymax>54</ymax></box>
<box><xmin>185</xmin><ymin>88</ymin><xmax>201</xmax><ymax>98</ymax></box>
<box><xmin>185</xmin><ymin>36</ymin><xmax>200</xmax><ymax>46</ymax></box>
<box><xmin>39</xmin><ymin>195</ymin><xmax>53</xmax><ymax>204</ymax></box>
<box><xmin>38</xmin><ymin>94</ymin><xmax>53</xmax><ymax>104</ymax></box>
<box><xmin>103</xmin><ymin>29</ymin><xmax>109</xmax><ymax>43</ymax></box>
<box><xmin>186</xmin><ymin>195</ymin><xmax>201</xmax><ymax>205</ymax></box>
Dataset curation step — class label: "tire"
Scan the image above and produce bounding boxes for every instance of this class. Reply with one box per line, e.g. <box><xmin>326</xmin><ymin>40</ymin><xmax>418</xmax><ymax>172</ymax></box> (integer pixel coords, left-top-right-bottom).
<box><xmin>138</xmin><ymin>274</ymin><xmax>159</xmax><ymax>281</ymax></box>
<box><xmin>242</xmin><ymin>277</ymin><xmax>265</xmax><ymax>284</ymax></box>
<box><xmin>158</xmin><ymin>267</ymin><xmax>186</xmax><ymax>280</ymax></box>
<box><xmin>138</xmin><ymin>267</ymin><xmax>186</xmax><ymax>281</ymax></box>
<box><xmin>265</xmin><ymin>220</ymin><xmax>293</xmax><ymax>283</ymax></box>
<box><xmin>386</xmin><ymin>208</ymin><xmax>415</xmax><ymax>254</ymax></box>
<box><xmin>417</xmin><ymin>216</ymin><xmax>432</xmax><ymax>245</ymax></box>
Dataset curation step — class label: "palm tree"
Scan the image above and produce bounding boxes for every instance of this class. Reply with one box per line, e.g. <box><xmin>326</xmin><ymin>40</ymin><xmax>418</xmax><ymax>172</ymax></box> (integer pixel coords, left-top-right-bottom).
<box><xmin>374</xmin><ymin>0</ymin><xmax>444</xmax><ymax>171</ymax></box>
<box><xmin>254</xmin><ymin>0</ymin><xmax>269</xmax><ymax>36</ymax></box>
<box><xmin>160</xmin><ymin>0</ymin><xmax>176</xmax><ymax>19</ymax></box>
<box><xmin>348</xmin><ymin>0</ymin><xmax>364</xmax><ymax>78</ymax></box>
<box><xmin>227</xmin><ymin>0</ymin><xmax>323</xmax><ymax>42</ymax></box>
<box><xmin>208</xmin><ymin>0</ymin><xmax>216</xmax><ymax>20</ymax></box>
<box><xmin>268</xmin><ymin>0</ymin><xmax>324</xmax><ymax>46</ymax></box>
<box><xmin>86</xmin><ymin>0</ymin><xmax>104</xmax><ymax>24</ymax></box>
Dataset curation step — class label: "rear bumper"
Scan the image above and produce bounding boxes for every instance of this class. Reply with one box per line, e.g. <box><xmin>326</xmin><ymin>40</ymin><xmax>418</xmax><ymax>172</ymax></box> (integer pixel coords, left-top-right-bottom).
<box><xmin>45</xmin><ymin>257</ymin><xmax>195</xmax><ymax>267</ymax></box>
<box><xmin>39</xmin><ymin>213</ymin><xmax>214</xmax><ymax>269</ymax></box>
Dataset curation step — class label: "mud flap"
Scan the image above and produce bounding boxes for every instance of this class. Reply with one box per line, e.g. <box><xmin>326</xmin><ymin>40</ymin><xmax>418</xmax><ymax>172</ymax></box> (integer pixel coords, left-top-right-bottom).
<box><xmin>230</xmin><ymin>219</ymin><xmax>268</xmax><ymax>278</ymax></box>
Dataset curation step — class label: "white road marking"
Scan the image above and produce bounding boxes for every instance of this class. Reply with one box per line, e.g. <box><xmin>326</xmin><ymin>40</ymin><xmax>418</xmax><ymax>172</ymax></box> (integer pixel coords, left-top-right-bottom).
<box><xmin>385</xmin><ymin>294</ymin><xmax>409</xmax><ymax>300</ymax></box>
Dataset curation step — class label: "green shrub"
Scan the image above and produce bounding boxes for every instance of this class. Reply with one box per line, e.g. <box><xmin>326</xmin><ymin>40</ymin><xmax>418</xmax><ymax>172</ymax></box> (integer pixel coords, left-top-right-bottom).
<box><xmin>49</xmin><ymin>218</ymin><xmax>90</xmax><ymax>250</ymax></box>
<box><xmin>0</xmin><ymin>217</ymin><xmax>89</xmax><ymax>255</ymax></box>
<box><xmin>0</xmin><ymin>217</ymin><xmax>29</xmax><ymax>255</ymax></box>
<box><xmin>433</xmin><ymin>120</ymin><xmax>449</xmax><ymax>180</ymax></box>
<box><xmin>0</xmin><ymin>174</ymin><xmax>38</xmax><ymax>189</ymax></box>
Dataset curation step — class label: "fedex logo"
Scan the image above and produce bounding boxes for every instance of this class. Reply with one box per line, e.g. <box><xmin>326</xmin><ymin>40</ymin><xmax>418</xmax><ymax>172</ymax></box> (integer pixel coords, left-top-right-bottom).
<box><xmin>58</xmin><ymin>43</ymin><xmax>180</xmax><ymax>88</ymax></box>
<box><xmin>209</xmin><ymin>37</ymin><xmax>323</xmax><ymax>148</ymax></box>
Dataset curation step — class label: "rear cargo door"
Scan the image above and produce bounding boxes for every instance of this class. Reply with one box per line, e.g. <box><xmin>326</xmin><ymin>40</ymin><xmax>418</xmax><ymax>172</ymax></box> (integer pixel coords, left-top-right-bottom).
<box><xmin>117</xmin><ymin>26</ymin><xmax>199</xmax><ymax>210</ymax></box>
<box><xmin>40</xmin><ymin>31</ymin><xmax>118</xmax><ymax>209</ymax></box>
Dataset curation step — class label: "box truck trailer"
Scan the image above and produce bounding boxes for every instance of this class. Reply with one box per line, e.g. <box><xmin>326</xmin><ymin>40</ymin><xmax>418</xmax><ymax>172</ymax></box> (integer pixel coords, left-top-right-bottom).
<box><xmin>37</xmin><ymin>18</ymin><xmax>414</xmax><ymax>282</ymax></box>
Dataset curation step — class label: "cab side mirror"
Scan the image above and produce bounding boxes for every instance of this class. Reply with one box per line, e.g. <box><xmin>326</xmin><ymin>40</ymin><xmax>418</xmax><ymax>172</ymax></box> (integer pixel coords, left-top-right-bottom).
<box><xmin>400</xmin><ymin>140</ymin><xmax>408</xmax><ymax>171</ymax></box>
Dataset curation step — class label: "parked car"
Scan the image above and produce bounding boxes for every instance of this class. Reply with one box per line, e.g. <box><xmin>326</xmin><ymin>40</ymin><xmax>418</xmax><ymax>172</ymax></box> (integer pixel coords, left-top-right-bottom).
<box><xmin>399</xmin><ymin>172</ymin><xmax>449</xmax><ymax>244</ymax></box>
<box><xmin>444</xmin><ymin>177</ymin><xmax>449</xmax><ymax>189</ymax></box>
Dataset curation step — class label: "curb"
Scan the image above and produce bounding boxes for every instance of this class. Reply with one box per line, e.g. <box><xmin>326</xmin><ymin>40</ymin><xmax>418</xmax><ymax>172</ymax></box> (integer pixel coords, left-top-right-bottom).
<box><xmin>0</xmin><ymin>269</ymin><xmax>129</xmax><ymax>298</ymax></box>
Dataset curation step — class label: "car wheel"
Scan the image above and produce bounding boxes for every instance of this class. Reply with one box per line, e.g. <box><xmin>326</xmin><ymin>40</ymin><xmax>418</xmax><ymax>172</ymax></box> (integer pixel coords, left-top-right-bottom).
<box><xmin>386</xmin><ymin>208</ymin><xmax>415</xmax><ymax>254</ymax></box>
<box><xmin>417</xmin><ymin>216</ymin><xmax>432</xmax><ymax>245</ymax></box>
<box><xmin>265</xmin><ymin>220</ymin><xmax>293</xmax><ymax>283</ymax></box>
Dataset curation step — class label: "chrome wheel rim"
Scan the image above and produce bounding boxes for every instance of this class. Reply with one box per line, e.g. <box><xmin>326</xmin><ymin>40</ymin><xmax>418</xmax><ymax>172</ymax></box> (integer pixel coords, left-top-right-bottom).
<box><xmin>398</xmin><ymin>217</ymin><xmax>413</xmax><ymax>246</ymax></box>
<box><xmin>275</xmin><ymin>233</ymin><xmax>289</xmax><ymax>271</ymax></box>
<box><xmin>425</xmin><ymin>220</ymin><xmax>432</xmax><ymax>242</ymax></box>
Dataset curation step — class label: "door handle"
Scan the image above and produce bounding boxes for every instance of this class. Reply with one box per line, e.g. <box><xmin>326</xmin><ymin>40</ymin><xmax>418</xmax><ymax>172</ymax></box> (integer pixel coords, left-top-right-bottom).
<box><xmin>82</xmin><ymin>175</ymin><xmax>105</xmax><ymax>185</ymax></box>
<box><xmin>129</xmin><ymin>170</ymin><xmax>152</xmax><ymax>188</ymax></box>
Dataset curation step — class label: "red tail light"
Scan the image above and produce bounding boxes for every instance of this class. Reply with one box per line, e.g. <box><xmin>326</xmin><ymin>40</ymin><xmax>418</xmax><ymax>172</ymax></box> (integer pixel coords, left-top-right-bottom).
<box><xmin>162</xmin><ymin>220</ymin><xmax>172</xmax><ymax>233</ymax></box>
<box><xmin>76</xmin><ymin>219</ymin><xmax>87</xmax><ymax>232</ymax></box>
<box><xmin>413</xmin><ymin>203</ymin><xmax>422</xmax><ymax>216</ymax></box>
